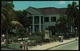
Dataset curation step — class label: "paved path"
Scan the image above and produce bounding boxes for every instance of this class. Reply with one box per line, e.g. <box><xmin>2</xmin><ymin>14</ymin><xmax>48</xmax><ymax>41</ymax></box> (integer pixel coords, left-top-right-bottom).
<box><xmin>48</xmin><ymin>40</ymin><xmax>78</xmax><ymax>50</ymax></box>
<box><xmin>29</xmin><ymin>37</ymin><xmax>78</xmax><ymax>50</ymax></box>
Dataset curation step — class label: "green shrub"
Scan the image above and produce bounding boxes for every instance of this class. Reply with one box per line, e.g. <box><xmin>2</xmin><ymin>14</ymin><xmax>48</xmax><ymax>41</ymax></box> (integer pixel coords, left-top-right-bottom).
<box><xmin>14</xmin><ymin>39</ymin><xmax>18</xmax><ymax>42</ymax></box>
<box><xmin>54</xmin><ymin>36</ymin><xmax>59</xmax><ymax>41</ymax></box>
<box><xmin>50</xmin><ymin>36</ymin><xmax>59</xmax><ymax>42</ymax></box>
<box><xmin>29</xmin><ymin>40</ymin><xmax>36</xmax><ymax>46</ymax></box>
<box><xmin>49</xmin><ymin>37</ymin><xmax>54</xmax><ymax>42</ymax></box>
<box><xmin>29</xmin><ymin>35</ymin><xmax>42</xmax><ymax>43</ymax></box>
<box><xmin>1</xmin><ymin>44</ymin><xmax>6</xmax><ymax>48</ymax></box>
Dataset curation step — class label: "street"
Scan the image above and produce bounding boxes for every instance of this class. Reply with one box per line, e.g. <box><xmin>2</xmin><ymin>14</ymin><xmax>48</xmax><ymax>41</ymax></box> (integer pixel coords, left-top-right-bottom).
<box><xmin>48</xmin><ymin>40</ymin><xmax>78</xmax><ymax>50</ymax></box>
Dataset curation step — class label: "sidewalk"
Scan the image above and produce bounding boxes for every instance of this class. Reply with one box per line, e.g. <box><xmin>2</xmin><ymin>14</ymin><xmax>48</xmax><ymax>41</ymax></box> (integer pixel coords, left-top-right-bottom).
<box><xmin>29</xmin><ymin>37</ymin><xmax>78</xmax><ymax>50</ymax></box>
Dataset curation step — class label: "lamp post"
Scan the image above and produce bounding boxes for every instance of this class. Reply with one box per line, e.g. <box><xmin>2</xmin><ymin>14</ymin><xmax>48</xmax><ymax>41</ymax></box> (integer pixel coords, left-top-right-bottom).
<box><xmin>29</xmin><ymin>26</ymin><xmax>31</xmax><ymax>35</ymax></box>
<box><xmin>75</xmin><ymin>27</ymin><xmax>77</xmax><ymax>40</ymax></box>
<box><xmin>27</xmin><ymin>26</ymin><xmax>31</xmax><ymax>50</ymax></box>
<box><xmin>26</xmin><ymin>27</ymin><xmax>28</xmax><ymax>32</ymax></box>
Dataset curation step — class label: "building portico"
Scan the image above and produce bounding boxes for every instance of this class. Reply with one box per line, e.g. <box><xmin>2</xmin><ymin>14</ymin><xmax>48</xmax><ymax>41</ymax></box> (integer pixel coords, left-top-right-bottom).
<box><xmin>29</xmin><ymin>15</ymin><xmax>43</xmax><ymax>33</ymax></box>
<box><xmin>26</xmin><ymin>6</ymin><xmax>67</xmax><ymax>33</ymax></box>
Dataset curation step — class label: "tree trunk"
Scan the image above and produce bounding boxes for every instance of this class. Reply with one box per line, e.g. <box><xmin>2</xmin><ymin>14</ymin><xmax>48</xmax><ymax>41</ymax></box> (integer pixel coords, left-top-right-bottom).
<box><xmin>6</xmin><ymin>25</ymin><xmax>9</xmax><ymax>47</ymax></box>
<box><xmin>1</xmin><ymin>25</ymin><xmax>3</xmax><ymax>42</ymax></box>
<box><xmin>79</xmin><ymin>20</ymin><xmax>80</xmax><ymax>36</ymax></box>
<box><xmin>1</xmin><ymin>25</ymin><xmax>2</xmax><ymax>34</ymax></box>
<box><xmin>78</xmin><ymin>20</ymin><xmax>79</xmax><ymax>36</ymax></box>
<box><xmin>21</xmin><ymin>34</ymin><xmax>23</xmax><ymax>41</ymax></box>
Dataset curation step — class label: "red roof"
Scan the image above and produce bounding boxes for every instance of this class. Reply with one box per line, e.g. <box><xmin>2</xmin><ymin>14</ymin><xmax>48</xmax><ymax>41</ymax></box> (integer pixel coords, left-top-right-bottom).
<box><xmin>39</xmin><ymin>7</ymin><xmax>67</xmax><ymax>14</ymax></box>
<box><xmin>31</xmin><ymin>7</ymin><xmax>67</xmax><ymax>14</ymax></box>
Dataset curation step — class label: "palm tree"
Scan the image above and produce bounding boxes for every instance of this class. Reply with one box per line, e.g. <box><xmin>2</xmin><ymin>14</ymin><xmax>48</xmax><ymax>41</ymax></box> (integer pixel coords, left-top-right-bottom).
<box><xmin>66</xmin><ymin>1</ymin><xmax>79</xmax><ymax>34</ymax></box>
<box><xmin>15</xmin><ymin>10</ymin><xmax>32</xmax><ymax>29</ymax></box>
<box><xmin>1</xmin><ymin>14</ymin><xmax>6</xmax><ymax>37</ymax></box>
<box><xmin>1</xmin><ymin>1</ymin><xmax>25</xmax><ymax>47</ymax></box>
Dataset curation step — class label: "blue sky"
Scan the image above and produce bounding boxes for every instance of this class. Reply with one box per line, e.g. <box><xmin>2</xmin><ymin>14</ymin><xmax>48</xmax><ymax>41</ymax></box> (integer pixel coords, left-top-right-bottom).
<box><xmin>13</xmin><ymin>1</ymin><xmax>79</xmax><ymax>11</ymax></box>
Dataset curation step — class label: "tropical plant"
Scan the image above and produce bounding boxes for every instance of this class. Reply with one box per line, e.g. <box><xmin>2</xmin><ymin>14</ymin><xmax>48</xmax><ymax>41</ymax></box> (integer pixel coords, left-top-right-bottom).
<box><xmin>55</xmin><ymin>15</ymin><xmax>71</xmax><ymax>39</ymax></box>
<box><xmin>14</xmin><ymin>10</ymin><xmax>31</xmax><ymax>29</ymax></box>
<box><xmin>66</xmin><ymin>1</ymin><xmax>79</xmax><ymax>33</ymax></box>
<box><xmin>1</xmin><ymin>1</ymin><xmax>25</xmax><ymax>47</ymax></box>
<box><xmin>48</xmin><ymin>26</ymin><xmax>56</xmax><ymax>35</ymax></box>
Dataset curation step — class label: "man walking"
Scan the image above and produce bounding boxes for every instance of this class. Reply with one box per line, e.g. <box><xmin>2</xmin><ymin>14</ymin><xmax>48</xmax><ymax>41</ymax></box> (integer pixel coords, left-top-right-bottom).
<box><xmin>61</xmin><ymin>35</ymin><xmax>64</xmax><ymax>42</ymax></box>
<box><xmin>20</xmin><ymin>42</ymin><xmax>23</xmax><ymax>50</ymax></box>
<box><xmin>59</xmin><ymin>34</ymin><xmax>64</xmax><ymax>42</ymax></box>
<box><xmin>59</xmin><ymin>35</ymin><xmax>61</xmax><ymax>42</ymax></box>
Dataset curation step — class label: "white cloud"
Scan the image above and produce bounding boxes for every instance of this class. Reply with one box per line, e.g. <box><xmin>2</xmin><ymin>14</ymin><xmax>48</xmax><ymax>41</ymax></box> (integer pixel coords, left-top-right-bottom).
<box><xmin>59</xmin><ymin>1</ymin><xmax>66</xmax><ymax>4</ymax></box>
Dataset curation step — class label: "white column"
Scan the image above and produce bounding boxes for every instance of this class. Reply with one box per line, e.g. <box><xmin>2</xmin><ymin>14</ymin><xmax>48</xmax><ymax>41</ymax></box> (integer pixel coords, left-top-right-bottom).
<box><xmin>43</xmin><ymin>16</ymin><xmax>45</xmax><ymax>30</ymax></box>
<box><xmin>49</xmin><ymin>17</ymin><xmax>51</xmax><ymax>22</ymax></box>
<box><xmin>39</xmin><ymin>16</ymin><xmax>41</xmax><ymax>32</ymax></box>
<box><xmin>32</xmin><ymin>16</ymin><xmax>35</xmax><ymax>32</ymax></box>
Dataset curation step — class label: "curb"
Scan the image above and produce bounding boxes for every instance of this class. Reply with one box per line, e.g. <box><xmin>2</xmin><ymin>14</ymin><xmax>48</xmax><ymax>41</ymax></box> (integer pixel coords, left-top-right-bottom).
<box><xmin>45</xmin><ymin>40</ymin><xmax>76</xmax><ymax>50</ymax></box>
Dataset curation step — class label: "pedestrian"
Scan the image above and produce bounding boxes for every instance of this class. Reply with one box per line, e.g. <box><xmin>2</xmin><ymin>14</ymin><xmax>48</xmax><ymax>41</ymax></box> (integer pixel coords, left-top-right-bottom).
<box><xmin>26</xmin><ymin>42</ymin><xmax>28</xmax><ymax>50</ymax></box>
<box><xmin>23</xmin><ymin>42</ymin><xmax>28</xmax><ymax>50</ymax></box>
<box><xmin>58</xmin><ymin>35</ymin><xmax>61</xmax><ymax>42</ymax></box>
<box><xmin>20</xmin><ymin>42</ymin><xmax>22</xmax><ymax>50</ymax></box>
<box><xmin>62</xmin><ymin>35</ymin><xmax>64</xmax><ymax>42</ymax></box>
<box><xmin>23</xmin><ymin>42</ymin><xmax>26</xmax><ymax>50</ymax></box>
<box><xmin>20</xmin><ymin>42</ymin><xmax>24</xmax><ymax>50</ymax></box>
<box><xmin>61</xmin><ymin>35</ymin><xmax>63</xmax><ymax>42</ymax></box>
<box><xmin>28</xmin><ymin>40</ymin><xmax>30</xmax><ymax>47</ymax></box>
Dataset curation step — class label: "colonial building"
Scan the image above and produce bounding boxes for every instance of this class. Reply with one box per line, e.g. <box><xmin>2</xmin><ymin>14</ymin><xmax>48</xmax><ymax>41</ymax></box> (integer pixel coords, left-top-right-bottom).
<box><xmin>26</xmin><ymin>7</ymin><xmax>67</xmax><ymax>33</ymax></box>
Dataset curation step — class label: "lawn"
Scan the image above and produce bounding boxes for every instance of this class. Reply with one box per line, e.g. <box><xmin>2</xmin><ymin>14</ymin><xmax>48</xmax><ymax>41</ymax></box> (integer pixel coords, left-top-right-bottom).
<box><xmin>1</xmin><ymin>43</ymin><xmax>21</xmax><ymax>50</ymax></box>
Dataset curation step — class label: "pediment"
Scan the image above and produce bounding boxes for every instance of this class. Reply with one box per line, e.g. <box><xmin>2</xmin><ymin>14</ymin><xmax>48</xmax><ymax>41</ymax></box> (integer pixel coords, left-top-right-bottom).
<box><xmin>26</xmin><ymin>7</ymin><xmax>42</xmax><ymax>15</ymax></box>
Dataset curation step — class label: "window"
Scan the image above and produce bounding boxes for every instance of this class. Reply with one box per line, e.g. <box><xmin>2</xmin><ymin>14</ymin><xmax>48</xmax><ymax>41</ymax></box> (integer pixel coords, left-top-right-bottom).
<box><xmin>41</xmin><ymin>16</ymin><xmax>43</xmax><ymax>24</ymax></box>
<box><xmin>34</xmin><ymin>16</ymin><xmax>39</xmax><ymax>24</ymax></box>
<box><xmin>35</xmin><ymin>25</ymin><xmax>39</xmax><ymax>32</ymax></box>
<box><xmin>51</xmin><ymin>17</ymin><xmax>56</xmax><ymax>22</ymax></box>
<box><xmin>41</xmin><ymin>25</ymin><xmax>43</xmax><ymax>31</ymax></box>
<box><xmin>44</xmin><ymin>17</ymin><xmax>49</xmax><ymax>22</ymax></box>
<box><xmin>28</xmin><ymin>17</ymin><xmax>32</xmax><ymax>24</ymax></box>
